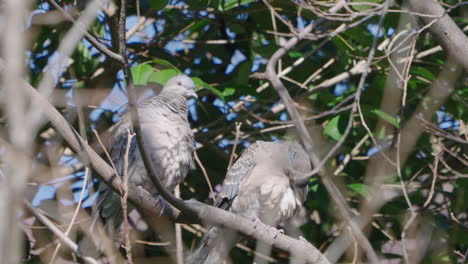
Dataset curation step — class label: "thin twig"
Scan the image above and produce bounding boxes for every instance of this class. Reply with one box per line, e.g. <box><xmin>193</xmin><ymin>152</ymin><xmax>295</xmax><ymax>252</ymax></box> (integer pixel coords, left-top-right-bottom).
<box><xmin>93</xmin><ymin>129</ymin><xmax>120</xmax><ymax>177</ymax></box>
<box><xmin>117</xmin><ymin>0</ymin><xmax>197</xmax><ymax>217</ymax></box>
<box><xmin>423</xmin><ymin>153</ymin><xmax>440</xmax><ymax>208</ymax></box>
<box><xmin>47</xmin><ymin>0</ymin><xmax>124</xmax><ymax>63</ymax></box>
<box><xmin>121</xmin><ymin>129</ymin><xmax>135</xmax><ymax>264</ymax></box>
<box><xmin>24</xmin><ymin>201</ymin><xmax>99</xmax><ymax>264</ymax></box>
<box><xmin>174</xmin><ymin>186</ymin><xmax>184</xmax><ymax>264</ymax></box>
<box><xmin>227</xmin><ymin>122</ymin><xmax>242</xmax><ymax>170</ymax></box>
<box><xmin>194</xmin><ymin>151</ymin><xmax>215</xmax><ymax>203</ymax></box>
<box><xmin>93</xmin><ymin>129</ymin><xmax>123</xmax><ymax>195</ymax></box>
<box><xmin>49</xmin><ymin>167</ymin><xmax>90</xmax><ymax>263</ymax></box>
<box><xmin>395</xmin><ymin>132</ymin><xmax>416</xmax><ymax>264</ymax></box>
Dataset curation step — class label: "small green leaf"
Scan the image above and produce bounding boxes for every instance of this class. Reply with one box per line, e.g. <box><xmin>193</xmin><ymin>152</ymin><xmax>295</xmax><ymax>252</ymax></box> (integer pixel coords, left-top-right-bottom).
<box><xmin>348</xmin><ymin>183</ymin><xmax>371</xmax><ymax>200</ymax></box>
<box><xmin>309</xmin><ymin>177</ymin><xmax>319</xmax><ymax>192</ymax></box>
<box><xmin>412</xmin><ymin>67</ymin><xmax>435</xmax><ymax>81</ymax></box>
<box><xmin>222</xmin><ymin>88</ymin><xmax>236</xmax><ymax>97</ymax></box>
<box><xmin>236</xmin><ymin>62</ymin><xmax>252</xmax><ymax>85</ymax></box>
<box><xmin>131</xmin><ymin>64</ymin><xmax>154</xmax><ymax>85</ymax></box>
<box><xmin>73</xmin><ymin>81</ymin><xmax>85</xmax><ymax>89</ymax></box>
<box><xmin>148</xmin><ymin>59</ymin><xmax>183</xmax><ymax>74</ymax></box>
<box><xmin>189</xmin><ymin>19</ymin><xmax>210</xmax><ymax>34</ymax></box>
<box><xmin>439</xmin><ymin>255</ymin><xmax>450</xmax><ymax>262</ymax></box>
<box><xmin>377</xmin><ymin>126</ymin><xmax>386</xmax><ymax>140</ymax></box>
<box><xmin>351</xmin><ymin>0</ymin><xmax>384</xmax><ymax>11</ymax></box>
<box><xmin>310</xmin><ymin>184</ymin><xmax>319</xmax><ymax>192</ymax></box>
<box><xmin>222</xmin><ymin>0</ymin><xmax>256</xmax><ymax>10</ymax></box>
<box><xmin>148</xmin><ymin>69</ymin><xmax>179</xmax><ymax>85</ymax></box>
<box><xmin>288</xmin><ymin>51</ymin><xmax>303</xmax><ymax>58</ymax></box>
<box><xmin>192</xmin><ymin>77</ymin><xmax>225</xmax><ymax>100</ymax></box>
<box><xmin>324</xmin><ymin>115</ymin><xmax>344</xmax><ymax>141</ymax></box>
<box><xmin>148</xmin><ymin>0</ymin><xmax>169</xmax><ymax>10</ymax></box>
<box><xmin>371</xmin><ymin>109</ymin><xmax>400</xmax><ymax>128</ymax></box>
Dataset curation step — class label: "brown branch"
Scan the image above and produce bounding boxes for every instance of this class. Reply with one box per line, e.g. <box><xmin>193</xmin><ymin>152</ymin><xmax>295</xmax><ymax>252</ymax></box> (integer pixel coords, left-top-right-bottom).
<box><xmin>46</xmin><ymin>0</ymin><xmax>124</xmax><ymax>63</ymax></box>
<box><xmin>194</xmin><ymin>151</ymin><xmax>215</xmax><ymax>203</ymax></box>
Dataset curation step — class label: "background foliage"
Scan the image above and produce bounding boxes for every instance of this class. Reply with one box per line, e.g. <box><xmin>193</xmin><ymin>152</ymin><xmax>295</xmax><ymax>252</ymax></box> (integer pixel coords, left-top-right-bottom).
<box><xmin>3</xmin><ymin>0</ymin><xmax>467</xmax><ymax>263</ymax></box>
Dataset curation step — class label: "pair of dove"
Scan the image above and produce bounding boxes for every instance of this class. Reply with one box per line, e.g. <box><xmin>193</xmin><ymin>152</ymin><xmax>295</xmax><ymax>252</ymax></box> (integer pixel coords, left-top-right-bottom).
<box><xmin>94</xmin><ymin>75</ymin><xmax>312</xmax><ymax>263</ymax></box>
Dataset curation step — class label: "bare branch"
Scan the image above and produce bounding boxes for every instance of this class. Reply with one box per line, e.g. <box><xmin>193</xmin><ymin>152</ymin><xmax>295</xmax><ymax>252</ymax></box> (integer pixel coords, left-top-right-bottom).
<box><xmin>406</xmin><ymin>0</ymin><xmax>468</xmax><ymax>72</ymax></box>
<box><xmin>24</xmin><ymin>201</ymin><xmax>99</xmax><ymax>264</ymax></box>
<box><xmin>49</xmin><ymin>167</ymin><xmax>91</xmax><ymax>263</ymax></box>
<box><xmin>46</xmin><ymin>0</ymin><xmax>124</xmax><ymax>63</ymax></box>
<box><xmin>227</xmin><ymin>122</ymin><xmax>242</xmax><ymax>170</ymax></box>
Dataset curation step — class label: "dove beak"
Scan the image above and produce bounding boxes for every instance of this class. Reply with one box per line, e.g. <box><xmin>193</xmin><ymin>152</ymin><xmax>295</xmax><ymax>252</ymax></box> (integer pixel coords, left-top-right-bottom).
<box><xmin>189</xmin><ymin>90</ymin><xmax>198</xmax><ymax>99</ymax></box>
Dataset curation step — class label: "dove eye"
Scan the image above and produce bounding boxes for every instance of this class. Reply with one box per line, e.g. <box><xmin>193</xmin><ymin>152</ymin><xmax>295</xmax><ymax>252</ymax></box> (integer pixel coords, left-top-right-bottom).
<box><xmin>178</xmin><ymin>81</ymin><xmax>182</xmax><ymax>85</ymax></box>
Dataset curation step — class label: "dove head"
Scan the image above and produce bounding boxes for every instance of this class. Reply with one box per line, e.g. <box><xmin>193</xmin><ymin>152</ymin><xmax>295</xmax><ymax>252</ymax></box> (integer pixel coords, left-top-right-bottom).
<box><xmin>286</xmin><ymin>141</ymin><xmax>311</xmax><ymax>177</ymax></box>
<box><xmin>163</xmin><ymin>75</ymin><xmax>197</xmax><ymax>99</ymax></box>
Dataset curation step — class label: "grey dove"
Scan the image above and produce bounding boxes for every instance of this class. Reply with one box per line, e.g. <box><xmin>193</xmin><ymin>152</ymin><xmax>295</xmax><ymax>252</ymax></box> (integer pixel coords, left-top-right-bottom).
<box><xmin>187</xmin><ymin>140</ymin><xmax>312</xmax><ymax>264</ymax></box>
<box><xmin>79</xmin><ymin>74</ymin><xmax>197</xmax><ymax>256</ymax></box>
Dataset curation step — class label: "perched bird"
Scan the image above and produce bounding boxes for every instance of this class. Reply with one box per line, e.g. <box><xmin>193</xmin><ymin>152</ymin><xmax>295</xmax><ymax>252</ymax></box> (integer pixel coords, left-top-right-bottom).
<box><xmin>188</xmin><ymin>140</ymin><xmax>312</xmax><ymax>264</ymax></box>
<box><xmin>80</xmin><ymin>74</ymin><xmax>197</xmax><ymax>256</ymax></box>
<box><xmin>97</xmin><ymin>74</ymin><xmax>197</xmax><ymax>222</ymax></box>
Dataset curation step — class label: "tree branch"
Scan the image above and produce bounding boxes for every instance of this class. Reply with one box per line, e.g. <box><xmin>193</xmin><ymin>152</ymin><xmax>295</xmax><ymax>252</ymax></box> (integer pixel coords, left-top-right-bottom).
<box><xmin>406</xmin><ymin>0</ymin><xmax>468</xmax><ymax>73</ymax></box>
<box><xmin>46</xmin><ymin>0</ymin><xmax>124</xmax><ymax>63</ymax></box>
<box><xmin>18</xmin><ymin>78</ymin><xmax>331</xmax><ymax>264</ymax></box>
<box><xmin>258</xmin><ymin>1</ymin><xmax>381</xmax><ymax>262</ymax></box>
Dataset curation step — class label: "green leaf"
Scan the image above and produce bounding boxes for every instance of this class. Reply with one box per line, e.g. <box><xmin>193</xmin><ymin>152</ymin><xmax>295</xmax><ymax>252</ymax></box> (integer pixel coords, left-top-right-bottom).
<box><xmin>236</xmin><ymin>61</ymin><xmax>252</xmax><ymax>85</ymax></box>
<box><xmin>131</xmin><ymin>64</ymin><xmax>154</xmax><ymax>85</ymax></box>
<box><xmin>351</xmin><ymin>0</ymin><xmax>384</xmax><ymax>11</ymax></box>
<box><xmin>189</xmin><ymin>19</ymin><xmax>210</xmax><ymax>34</ymax></box>
<box><xmin>148</xmin><ymin>69</ymin><xmax>179</xmax><ymax>85</ymax></box>
<box><xmin>192</xmin><ymin>77</ymin><xmax>224</xmax><ymax>99</ymax></box>
<box><xmin>148</xmin><ymin>0</ymin><xmax>169</xmax><ymax>10</ymax></box>
<box><xmin>222</xmin><ymin>88</ymin><xmax>236</xmax><ymax>97</ymax></box>
<box><xmin>377</xmin><ymin>126</ymin><xmax>386</xmax><ymax>140</ymax></box>
<box><xmin>222</xmin><ymin>0</ymin><xmax>256</xmax><ymax>10</ymax></box>
<box><xmin>324</xmin><ymin>115</ymin><xmax>344</xmax><ymax>141</ymax></box>
<box><xmin>371</xmin><ymin>109</ymin><xmax>400</xmax><ymax>128</ymax></box>
<box><xmin>288</xmin><ymin>51</ymin><xmax>303</xmax><ymax>58</ymax></box>
<box><xmin>309</xmin><ymin>177</ymin><xmax>319</xmax><ymax>192</ymax></box>
<box><xmin>348</xmin><ymin>183</ymin><xmax>371</xmax><ymax>200</ymax></box>
<box><xmin>149</xmin><ymin>59</ymin><xmax>183</xmax><ymax>74</ymax></box>
<box><xmin>439</xmin><ymin>255</ymin><xmax>450</xmax><ymax>262</ymax></box>
<box><xmin>411</xmin><ymin>67</ymin><xmax>435</xmax><ymax>81</ymax></box>
<box><xmin>73</xmin><ymin>81</ymin><xmax>85</xmax><ymax>89</ymax></box>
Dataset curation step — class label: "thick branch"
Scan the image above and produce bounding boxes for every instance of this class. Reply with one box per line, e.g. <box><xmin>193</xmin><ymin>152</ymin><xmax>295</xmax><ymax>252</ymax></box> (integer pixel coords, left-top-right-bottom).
<box><xmin>116</xmin><ymin>0</ymin><xmax>199</xmax><ymax>219</ymax></box>
<box><xmin>406</xmin><ymin>0</ymin><xmax>468</xmax><ymax>73</ymax></box>
<box><xmin>188</xmin><ymin>200</ymin><xmax>331</xmax><ymax>264</ymax></box>
<box><xmin>8</xmin><ymin>2</ymin><xmax>332</xmax><ymax>261</ymax></box>
<box><xmin>19</xmin><ymin>79</ymin><xmax>331</xmax><ymax>264</ymax></box>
